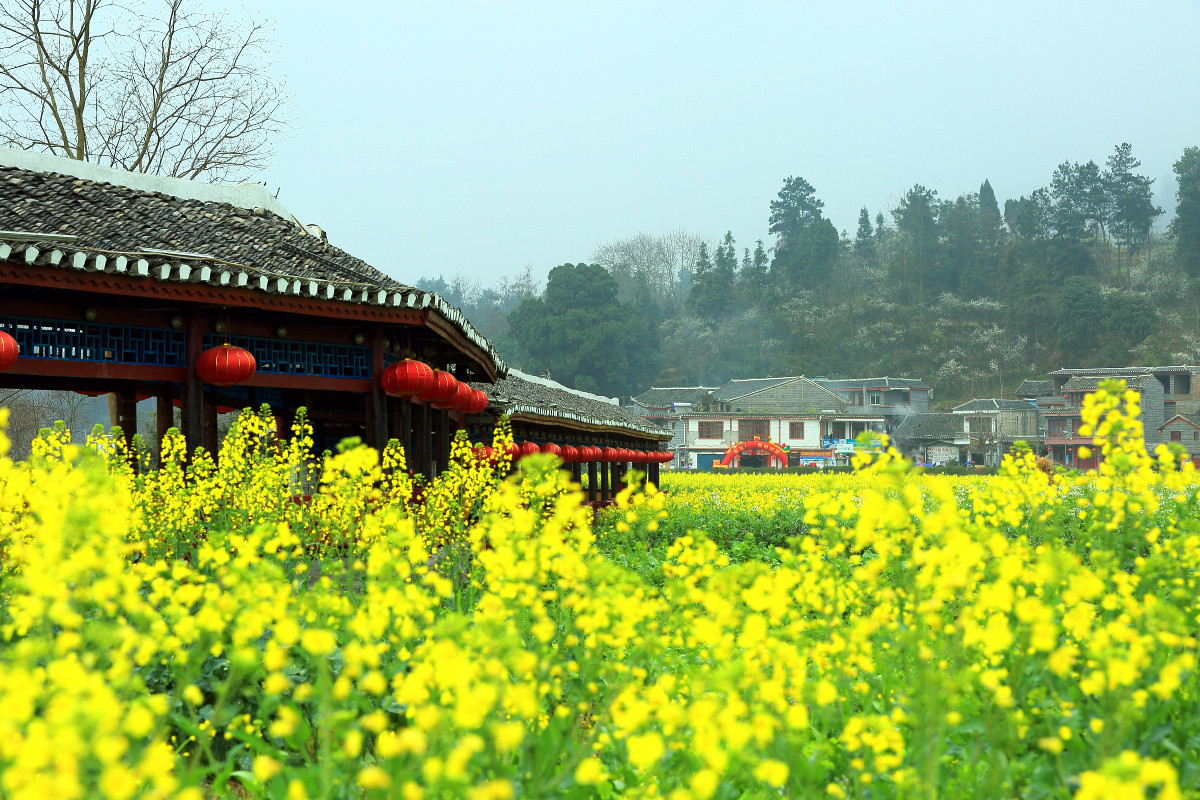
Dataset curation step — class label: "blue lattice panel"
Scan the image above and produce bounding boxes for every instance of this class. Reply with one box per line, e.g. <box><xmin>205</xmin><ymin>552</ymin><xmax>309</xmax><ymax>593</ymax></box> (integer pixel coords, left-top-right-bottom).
<box><xmin>0</xmin><ymin>316</ymin><xmax>186</xmax><ymax>366</ymax></box>
<box><xmin>203</xmin><ymin>334</ymin><xmax>369</xmax><ymax>378</ymax></box>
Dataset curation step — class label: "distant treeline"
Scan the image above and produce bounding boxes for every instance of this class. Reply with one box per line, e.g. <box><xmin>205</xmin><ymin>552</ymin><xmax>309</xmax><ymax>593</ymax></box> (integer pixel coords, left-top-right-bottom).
<box><xmin>420</xmin><ymin>143</ymin><xmax>1200</xmax><ymax>405</ymax></box>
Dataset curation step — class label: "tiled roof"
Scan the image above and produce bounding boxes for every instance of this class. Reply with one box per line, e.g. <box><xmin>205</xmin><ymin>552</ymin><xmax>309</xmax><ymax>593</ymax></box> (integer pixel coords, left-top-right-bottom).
<box><xmin>711</xmin><ymin>377</ymin><xmax>798</xmax><ymax>402</ymax></box>
<box><xmin>472</xmin><ymin>369</ymin><xmax>670</xmax><ymax>439</ymax></box>
<box><xmin>1160</xmin><ymin>413</ymin><xmax>1200</xmax><ymax>430</ymax></box>
<box><xmin>892</xmin><ymin>413</ymin><xmax>967</xmax><ymax>441</ymax></box>
<box><xmin>1014</xmin><ymin>379</ymin><xmax>1053</xmax><ymax>398</ymax></box>
<box><xmin>1062</xmin><ymin>375</ymin><xmax>1152</xmax><ymax>392</ymax></box>
<box><xmin>953</xmin><ymin>398</ymin><xmax>1038</xmax><ymax>412</ymax></box>
<box><xmin>631</xmin><ymin>386</ymin><xmax>718</xmax><ymax>409</ymax></box>
<box><xmin>0</xmin><ymin>148</ymin><xmax>506</xmax><ymax>376</ymax></box>
<box><xmin>1049</xmin><ymin>365</ymin><xmax>1198</xmax><ymax>377</ymax></box>
<box><xmin>817</xmin><ymin>376</ymin><xmax>931</xmax><ymax>390</ymax></box>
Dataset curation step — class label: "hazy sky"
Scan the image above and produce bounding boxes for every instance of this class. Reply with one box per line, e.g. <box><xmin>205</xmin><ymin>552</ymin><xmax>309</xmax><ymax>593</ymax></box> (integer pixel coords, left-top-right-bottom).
<box><xmin>242</xmin><ymin>0</ymin><xmax>1200</xmax><ymax>290</ymax></box>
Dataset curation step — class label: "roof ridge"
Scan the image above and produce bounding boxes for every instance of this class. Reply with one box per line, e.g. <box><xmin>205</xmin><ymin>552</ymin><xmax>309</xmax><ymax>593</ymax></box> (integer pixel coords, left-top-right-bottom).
<box><xmin>0</xmin><ymin>147</ymin><xmax>296</xmax><ymax>220</ymax></box>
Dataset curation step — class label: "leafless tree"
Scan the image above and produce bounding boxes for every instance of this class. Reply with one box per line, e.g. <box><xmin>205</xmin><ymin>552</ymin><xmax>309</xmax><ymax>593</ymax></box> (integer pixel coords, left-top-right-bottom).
<box><xmin>0</xmin><ymin>0</ymin><xmax>289</xmax><ymax>181</ymax></box>
<box><xmin>0</xmin><ymin>388</ymin><xmax>94</xmax><ymax>458</ymax></box>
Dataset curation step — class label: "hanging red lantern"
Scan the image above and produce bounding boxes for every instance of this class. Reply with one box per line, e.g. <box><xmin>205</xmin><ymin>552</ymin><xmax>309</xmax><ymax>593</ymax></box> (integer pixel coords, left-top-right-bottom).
<box><xmin>0</xmin><ymin>331</ymin><xmax>18</xmax><ymax>371</ymax></box>
<box><xmin>460</xmin><ymin>388</ymin><xmax>489</xmax><ymax>416</ymax></box>
<box><xmin>420</xmin><ymin>370</ymin><xmax>460</xmax><ymax>406</ymax></box>
<box><xmin>473</xmin><ymin>445</ymin><xmax>496</xmax><ymax>464</ymax></box>
<box><xmin>195</xmin><ymin>343</ymin><xmax>256</xmax><ymax>386</ymax></box>
<box><xmin>520</xmin><ymin>441</ymin><xmax>540</xmax><ymax>458</ymax></box>
<box><xmin>633</xmin><ymin>450</ymin><xmax>647</xmax><ymax>463</ymax></box>
<box><xmin>506</xmin><ymin>443</ymin><xmax>521</xmax><ymax>459</ymax></box>
<box><xmin>601</xmin><ymin>447</ymin><xmax>619</xmax><ymax>462</ymax></box>
<box><xmin>447</xmin><ymin>381</ymin><xmax>474</xmax><ymax>411</ymax></box>
<box><xmin>662</xmin><ymin>451</ymin><xmax>674</xmax><ymax>463</ymax></box>
<box><xmin>541</xmin><ymin>442</ymin><xmax>562</xmax><ymax>458</ymax></box>
<box><xmin>381</xmin><ymin>359</ymin><xmax>434</xmax><ymax>396</ymax></box>
<box><xmin>561</xmin><ymin>445</ymin><xmax>579</xmax><ymax>463</ymax></box>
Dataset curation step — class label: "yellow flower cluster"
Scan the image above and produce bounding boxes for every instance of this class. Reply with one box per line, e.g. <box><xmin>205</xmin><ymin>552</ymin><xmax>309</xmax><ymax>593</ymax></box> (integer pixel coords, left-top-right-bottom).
<box><xmin>0</xmin><ymin>380</ymin><xmax>1196</xmax><ymax>799</ymax></box>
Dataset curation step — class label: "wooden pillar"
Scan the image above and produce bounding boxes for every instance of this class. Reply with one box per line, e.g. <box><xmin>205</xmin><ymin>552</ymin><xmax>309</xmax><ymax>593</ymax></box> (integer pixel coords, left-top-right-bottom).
<box><xmin>156</xmin><ymin>391</ymin><xmax>173</xmax><ymax>455</ymax></box>
<box><xmin>436</xmin><ymin>408</ymin><xmax>450</xmax><ymax>475</ymax></box>
<box><xmin>202</xmin><ymin>387</ymin><xmax>218</xmax><ymax>460</ymax></box>
<box><xmin>365</xmin><ymin>329</ymin><xmax>388</xmax><ymax>451</ymax></box>
<box><xmin>114</xmin><ymin>390</ymin><xmax>137</xmax><ymax>453</ymax></box>
<box><xmin>181</xmin><ymin>311</ymin><xmax>204</xmax><ymax>456</ymax></box>
<box><xmin>600</xmin><ymin>458</ymin><xmax>610</xmax><ymax>503</ymax></box>
<box><xmin>570</xmin><ymin>461</ymin><xmax>582</xmax><ymax>485</ymax></box>
<box><xmin>415</xmin><ymin>402</ymin><xmax>434</xmax><ymax>480</ymax></box>
<box><xmin>648</xmin><ymin>459</ymin><xmax>660</xmax><ymax>486</ymax></box>
<box><xmin>587</xmin><ymin>461</ymin><xmax>597</xmax><ymax>503</ymax></box>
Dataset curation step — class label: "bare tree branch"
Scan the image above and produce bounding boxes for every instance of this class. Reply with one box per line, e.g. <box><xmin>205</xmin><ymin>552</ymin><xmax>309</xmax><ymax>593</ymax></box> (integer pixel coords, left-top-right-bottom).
<box><xmin>0</xmin><ymin>0</ymin><xmax>289</xmax><ymax>182</ymax></box>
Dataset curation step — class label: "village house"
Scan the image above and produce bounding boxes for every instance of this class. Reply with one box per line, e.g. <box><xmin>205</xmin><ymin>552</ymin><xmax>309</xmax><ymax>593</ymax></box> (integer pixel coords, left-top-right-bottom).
<box><xmin>890</xmin><ymin>413</ymin><xmax>971</xmax><ymax>465</ymax></box>
<box><xmin>631</xmin><ymin>376</ymin><xmax>885</xmax><ymax>469</ymax></box>
<box><xmin>813</xmin><ymin>376</ymin><xmax>931</xmax><ymax>432</ymax></box>
<box><xmin>1158</xmin><ymin>414</ymin><xmax>1200</xmax><ymax>461</ymax></box>
<box><xmin>1041</xmin><ymin>365</ymin><xmax>1200</xmax><ymax>467</ymax></box>
<box><xmin>951</xmin><ymin>398</ymin><xmax>1043</xmax><ymax>466</ymax></box>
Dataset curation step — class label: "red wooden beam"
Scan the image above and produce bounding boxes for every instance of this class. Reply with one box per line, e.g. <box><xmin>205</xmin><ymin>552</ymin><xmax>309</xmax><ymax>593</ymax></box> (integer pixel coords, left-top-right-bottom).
<box><xmin>4</xmin><ymin>357</ymin><xmax>371</xmax><ymax>393</ymax></box>
<box><xmin>0</xmin><ymin>261</ymin><xmax>425</xmax><ymax>325</ymax></box>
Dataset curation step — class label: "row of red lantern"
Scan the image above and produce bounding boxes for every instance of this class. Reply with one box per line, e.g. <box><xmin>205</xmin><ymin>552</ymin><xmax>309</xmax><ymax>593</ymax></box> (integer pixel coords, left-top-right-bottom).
<box><xmin>380</xmin><ymin>359</ymin><xmax>488</xmax><ymax>415</ymax></box>
<box><xmin>473</xmin><ymin>441</ymin><xmax>672</xmax><ymax>463</ymax></box>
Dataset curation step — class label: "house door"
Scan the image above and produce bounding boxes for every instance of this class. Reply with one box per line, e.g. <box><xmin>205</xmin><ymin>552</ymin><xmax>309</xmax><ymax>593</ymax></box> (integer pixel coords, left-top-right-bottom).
<box><xmin>696</xmin><ymin>453</ymin><xmax>719</xmax><ymax>471</ymax></box>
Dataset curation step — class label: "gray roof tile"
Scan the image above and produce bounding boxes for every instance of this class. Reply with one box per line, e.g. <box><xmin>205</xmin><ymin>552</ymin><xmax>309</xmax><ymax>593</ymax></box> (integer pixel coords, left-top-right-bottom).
<box><xmin>0</xmin><ymin>157</ymin><xmax>506</xmax><ymax>375</ymax></box>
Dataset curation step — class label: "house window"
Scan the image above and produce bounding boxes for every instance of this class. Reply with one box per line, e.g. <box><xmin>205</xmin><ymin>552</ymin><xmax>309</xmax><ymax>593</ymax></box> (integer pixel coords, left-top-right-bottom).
<box><xmin>1171</xmin><ymin>430</ymin><xmax>1183</xmax><ymax>441</ymax></box>
<box><xmin>789</xmin><ymin>421</ymin><xmax>805</xmax><ymax>439</ymax></box>
<box><xmin>697</xmin><ymin>421</ymin><xmax>722</xmax><ymax>439</ymax></box>
<box><xmin>1195</xmin><ymin>431</ymin><xmax>1199</xmax><ymax>441</ymax></box>
<box><xmin>870</xmin><ymin>392</ymin><xmax>882</xmax><ymax>405</ymax></box>
<box><xmin>739</xmin><ymin>420</ymin><xmax>770</xmax><ymax>441</ymax></box>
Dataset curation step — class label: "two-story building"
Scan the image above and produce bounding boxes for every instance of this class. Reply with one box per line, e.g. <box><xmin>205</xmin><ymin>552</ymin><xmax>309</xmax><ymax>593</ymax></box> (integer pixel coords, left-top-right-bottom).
<box><xmin>1043</xmin><ymin>371</ymin><xmax>1166</xmax><ymax>468</ymax></box>
<box><xmin>951</xmin><ymin>398</ymin><xmax>1043</xmax><ymax>466</ymax></box>
<box><xmin>631</xmin><ymin>376</ymin><xmax>885</xmax><ymax>469</ymax></box>
<box><xmin>813</xmin><ymin>377</ymin><xmax>931</xmax><ymax>433</ymax></box>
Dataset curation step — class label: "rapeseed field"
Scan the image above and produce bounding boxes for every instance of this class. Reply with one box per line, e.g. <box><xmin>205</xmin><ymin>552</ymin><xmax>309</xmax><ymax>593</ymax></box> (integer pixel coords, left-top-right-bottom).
<box><xmin>0</xmin><ymin>381</ymin><xmax>1197</xmax><ymax>799</ymax></box>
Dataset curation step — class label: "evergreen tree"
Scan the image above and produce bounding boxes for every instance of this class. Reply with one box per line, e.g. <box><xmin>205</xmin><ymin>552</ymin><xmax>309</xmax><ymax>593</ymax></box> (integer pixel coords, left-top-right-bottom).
<box><xmin>1171</xmin><ymin>146</ymin><xmax>1200</xmax><ymax>277</ymax></box>
<box><xmin>769</xmin><ymin>176</ymin><xmax>824</xmax><ymax>246</ymax></box>
<box><xmin>1105</xmin><ymin>142</ymin><xmax>1163</xmax><ymax>273</ymax></box>
<box><xmin>979</xmin><ymin>179</ymin><xmax>1003</xmax><ymax>243</ymax></box>
<box><xmin>854</xmin><ymin>206</ymin><xmax>875</xmax><ymax>262</ymax></box>
<box><xmin>688</xmin><ymin>240</ymin><xmax>736</xmax><ymax>320</ymax></box>
<box><xmin>890</xmin><ymin>185</ymin><xmax>941</xmax><ymax>297</ymax></box>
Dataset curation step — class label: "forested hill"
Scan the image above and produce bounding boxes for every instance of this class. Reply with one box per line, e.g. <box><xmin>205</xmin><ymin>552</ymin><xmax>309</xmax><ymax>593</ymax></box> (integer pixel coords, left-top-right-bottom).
<box><xmin>421</xmin><ymin>143</ymin><xmax>1200</xmax><ymax>407</ymax></box>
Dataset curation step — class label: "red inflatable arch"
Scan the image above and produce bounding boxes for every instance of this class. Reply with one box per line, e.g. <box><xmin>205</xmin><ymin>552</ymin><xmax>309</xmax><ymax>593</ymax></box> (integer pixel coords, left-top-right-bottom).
<box><xmin>718</xmin><ymin>439</ymin><xmax>789</xmax><ymax>468</ymax></box>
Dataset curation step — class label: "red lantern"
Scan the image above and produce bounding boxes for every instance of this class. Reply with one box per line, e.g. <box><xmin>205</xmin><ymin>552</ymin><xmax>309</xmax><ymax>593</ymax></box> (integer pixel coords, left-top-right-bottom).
<box><xmin>506</xmin><ymin>443</ymin><xmax>521</xmax><ymax>459</ymax></box>
<box><xmin>520</xmin><ymin>441</ymin><xmax>540</xmax><ymax>458</ymax></box>
<box><xmin>381</xmin><ymin>359</ymin><xmax>433</xmax><ymax>396</ymax></box>
<box><xmin>561</xmin><ymin>445</ymin><xmax>579</xmax><ymax>463</ymax></box>
<box><xmin>541</xmin><ymin>442</ymin><xmax>562</xmax><ymax>458</ymax></box>
<box><xmin>0</xmin><ymin>330</ymin><xmax>18</xmax><ymax>371</ymax></box>
<box><xmin>662</xmin><ymin>451</ymin><xmax>673</xmax><ymax>463</ymax></box>
<box><xmin>601</xmin><ymin>447</ymin><xmax>619</xmax><ymax>462</ymax></box>
<box><xmin>473</xmin><ymin>445</ymin><xmax>496</xmax><ymax>464</ymax></box>
<box><xmin>420</xmin><ymin>370</ymin><xmax>460</xmax><ymax>406</ymax></box>
<box><xmin>447</xmin><ymin>381</ymin><xmax>474</xmax><ymax>411</ymax></box>
<box><xmin>195</xmin><ymin>344</ymin><xmax>256</xmax><ymax>386</ymax></box>
<box><xmin>460</xmin><ymin>388</ymin><xmax>489</xmax><ymax>415</ymax></box>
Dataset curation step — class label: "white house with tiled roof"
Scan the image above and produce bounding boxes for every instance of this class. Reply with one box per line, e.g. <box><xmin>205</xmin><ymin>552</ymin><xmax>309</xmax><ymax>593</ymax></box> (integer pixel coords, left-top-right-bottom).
<box><xmin>631</xmin><ymin>376</ymin><xmax>884</xmax><ymax>469</ymax></box>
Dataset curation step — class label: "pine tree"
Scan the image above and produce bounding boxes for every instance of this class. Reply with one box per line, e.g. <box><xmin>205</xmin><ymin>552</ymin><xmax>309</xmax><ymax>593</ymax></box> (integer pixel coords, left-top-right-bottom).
<box><xmin>1171</xmin><ymin>146</ymin><xmax>1200</xmax><ymax>277</ymax></box>
<box><xmin>854</xmin><ymin>207</ymin><xmax>875</xmax><ymax>261</ymax></box>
